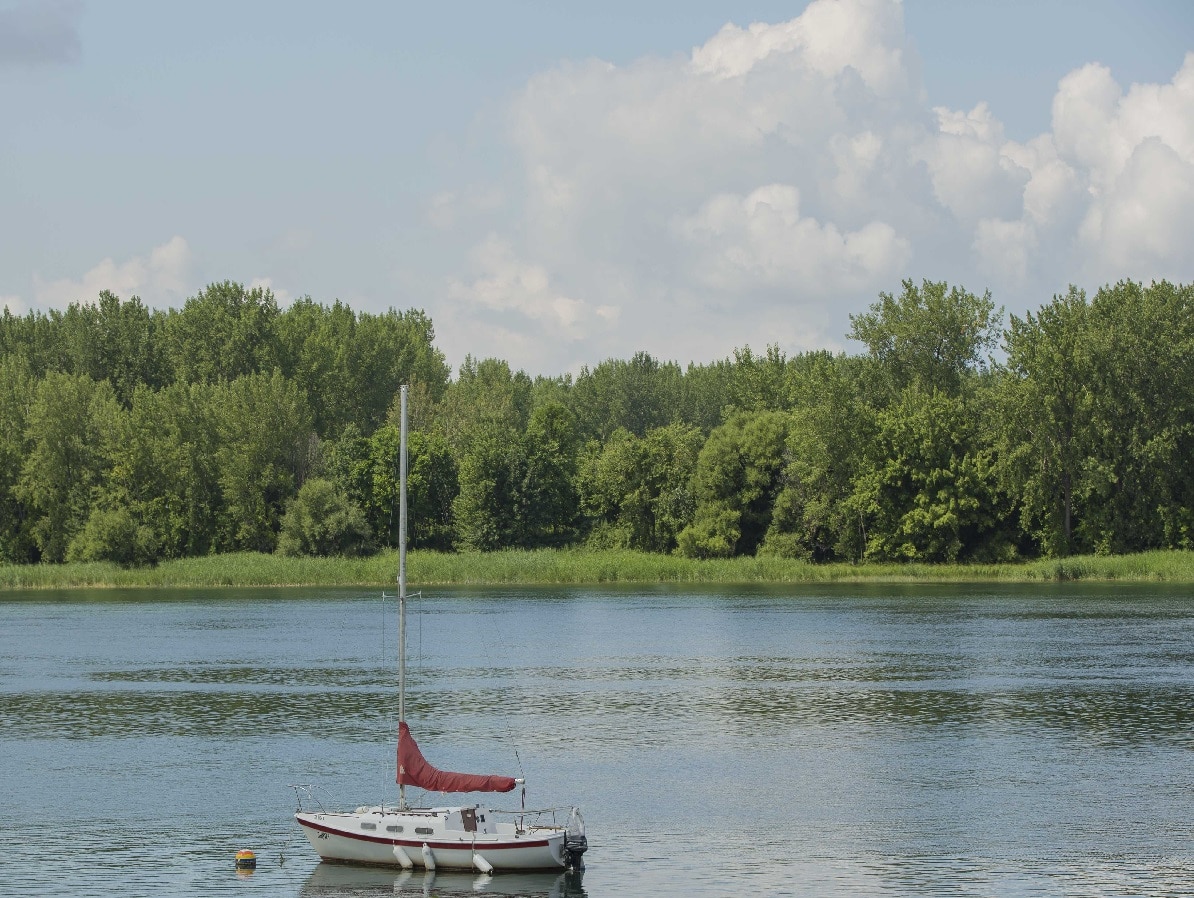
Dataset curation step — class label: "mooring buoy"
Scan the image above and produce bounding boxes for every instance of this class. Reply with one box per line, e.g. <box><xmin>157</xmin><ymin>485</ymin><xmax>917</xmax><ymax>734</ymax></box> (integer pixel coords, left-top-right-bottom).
<box><xmin>235</xmin><ymin>849</ymin><xmax>257</xmax><ymax>870</ymax></box>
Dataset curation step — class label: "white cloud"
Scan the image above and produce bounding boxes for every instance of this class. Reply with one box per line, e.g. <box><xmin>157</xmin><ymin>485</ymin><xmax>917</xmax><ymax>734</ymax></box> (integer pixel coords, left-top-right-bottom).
<box><xmin>1051</xmin><ymin>53</ymin><xmax>1194</xmax><ymax>281</ymax></box>
<box><xmin>32</xmin><ymin>236</ymin><xmax>193</xmax><ymax>309</ymax></box>
<box><xmin>676</xmin><ymin>183</ymin><xmax>909</xmax><ymax>294</ymax></box>
<box><xmin>1</xmin><ymin>294</ymin><xmax>24</xmax><ymax>314</ymax></box>
<box><xmin>446</xmin><ymin>235</ymin><xmax>620</xmax><ymax>343</ymax></box>
<box><xmin>973</xmin><ymin>218</ymin><xmax>1035</xmax><ymax>286</ymax></box>
<box><xmin>690</xmin><ymin>0</ymin><xmax>910</xmax><ymax>95</ymax></box>
<box><xmin>921</xmin><ymin>103</ymin><xmax>1029</xmax><ymax>224</ymax></box>
<box><xmin>426</xmin><ymin>2</ymin><xmax>1194</xmax><ymax>374</ymax></box>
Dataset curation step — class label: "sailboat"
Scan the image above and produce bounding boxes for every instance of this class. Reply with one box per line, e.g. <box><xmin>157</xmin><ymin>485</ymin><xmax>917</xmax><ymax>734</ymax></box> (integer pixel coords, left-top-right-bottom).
<box><xmin>295</xmin><ymin>385</ymin><xmax>588</xmax><ymax>873</ymax></box>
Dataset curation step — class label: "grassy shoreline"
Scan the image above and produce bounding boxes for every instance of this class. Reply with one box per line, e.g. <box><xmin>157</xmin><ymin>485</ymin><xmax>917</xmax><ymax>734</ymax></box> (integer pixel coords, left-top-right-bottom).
<box><xmin>2</xmin><ymin>548</ymin><xmax>1194</xmax><ymax>590</ymax></box>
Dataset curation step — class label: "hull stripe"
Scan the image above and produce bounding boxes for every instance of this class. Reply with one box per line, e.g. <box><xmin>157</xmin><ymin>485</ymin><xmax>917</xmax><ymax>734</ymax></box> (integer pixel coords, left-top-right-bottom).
<box><xmin>297</xmin><ymin>817</ymin><xmax>553</xmax><ymax>851</ymax></box>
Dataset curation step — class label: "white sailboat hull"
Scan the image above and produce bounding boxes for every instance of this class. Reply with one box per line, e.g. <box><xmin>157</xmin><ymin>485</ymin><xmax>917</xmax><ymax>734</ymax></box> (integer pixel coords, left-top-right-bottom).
<box><xmin>296</xmin><ymin>810</ymin><xmax>567</xmax><ymax>872</ymax></box>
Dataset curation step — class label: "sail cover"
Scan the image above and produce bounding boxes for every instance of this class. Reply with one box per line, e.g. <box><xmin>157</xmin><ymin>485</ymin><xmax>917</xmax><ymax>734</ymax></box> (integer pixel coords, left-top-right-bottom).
<box><xmin>397</xmin><ymin>722</ymin><xmax>517</xmax><ymax>793</ymax></box>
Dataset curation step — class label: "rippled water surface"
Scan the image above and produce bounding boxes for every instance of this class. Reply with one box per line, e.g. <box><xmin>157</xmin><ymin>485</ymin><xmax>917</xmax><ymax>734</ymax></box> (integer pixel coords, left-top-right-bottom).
<box><xmin>3</xmin><ymin>583</ymin><xmax>1194</xmax><ymax>896</ymax></box>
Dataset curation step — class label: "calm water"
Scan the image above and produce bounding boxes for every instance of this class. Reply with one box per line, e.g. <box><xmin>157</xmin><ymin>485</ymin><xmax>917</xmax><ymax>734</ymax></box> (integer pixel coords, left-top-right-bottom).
<box><xmin>3</xmin><ymin>584</ymin><xmax>1193</xmax><ymax>897</ymax></box>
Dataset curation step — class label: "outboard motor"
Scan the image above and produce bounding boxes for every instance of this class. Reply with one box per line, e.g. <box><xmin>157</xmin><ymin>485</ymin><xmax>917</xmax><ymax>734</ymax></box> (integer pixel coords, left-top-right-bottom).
<box><xmin>562</xmin><ymin>807</ymin><xmax>588</xmax><ymax>870</ymax></box>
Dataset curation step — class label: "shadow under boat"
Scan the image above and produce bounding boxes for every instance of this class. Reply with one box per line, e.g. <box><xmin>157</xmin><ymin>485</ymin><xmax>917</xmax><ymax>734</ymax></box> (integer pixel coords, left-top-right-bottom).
<box><xmin>300</xmin><ymin>861</ymin><xmax>587</xmax><ymax>898</ymax></box>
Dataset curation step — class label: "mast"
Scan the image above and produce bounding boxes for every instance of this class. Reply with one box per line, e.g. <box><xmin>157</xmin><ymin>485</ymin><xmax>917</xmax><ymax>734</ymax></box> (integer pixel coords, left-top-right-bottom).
<box><xmin>398</xmin><ymin>384</ymin><xmax>408</xmax><ymax>810</ymax></box>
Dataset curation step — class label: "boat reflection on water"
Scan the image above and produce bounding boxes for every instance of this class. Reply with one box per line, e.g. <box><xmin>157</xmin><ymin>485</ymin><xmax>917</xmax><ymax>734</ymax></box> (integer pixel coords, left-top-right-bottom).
<box><xmin>300</xmin><ymin>862</ymin><xmax>587</xmax><ymax>898</ymax></box>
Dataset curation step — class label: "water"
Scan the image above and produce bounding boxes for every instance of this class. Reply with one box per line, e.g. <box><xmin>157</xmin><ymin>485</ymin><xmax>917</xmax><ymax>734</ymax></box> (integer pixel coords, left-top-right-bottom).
<box><xmin>2</xmin><ymin>583</ymin><xmax>1193</xmax><ymax>896</ymax></box>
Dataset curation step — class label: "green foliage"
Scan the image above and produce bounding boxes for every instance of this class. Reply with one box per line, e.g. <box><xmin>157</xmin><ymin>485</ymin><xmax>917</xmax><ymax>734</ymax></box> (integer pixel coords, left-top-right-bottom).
<box><xmin>361</xmin><ymin>425</ymin><xmax>458</xmax><ymax>550</ymax></box>
<box><xmin>725</xmin><ymin>345</ymin><xmax>790</xmax><ymax>412</ymax></box>
<box><xmin>570</xmin><ymin>351</ymin><xmax>683</xmax><ymax>440</ymax></box>
<box><xmin>438</xmin><ymin>357</ymin><xmax>533</xmax><ymax>447</ymax></box>
<box><xmin>275</xmin><ymin>300</ymin><xmax>449</xmax><ymax>437</ymax></box>
<box><xmin>213</xmin><ymin>371</ymin><xmax>314</xmax><ymax>552</ymax></box>
<box><xmin>998</xmin><ymin>286</ymin><xmax>1092</xmax><ymax>556</ymax></box>
<box><xmin>762</xmin><ymin>353</ymin><xmax>874</xmax><ymax>561</ymax></box>
<box><xmin>578</xmin><ymin>423</ymin><xmax>701</xmax><ymax>552</ymax></box>
<box><xmin>999</xmin><ymin>281</ymin><xmax>1194</xmax><ymax>557</ymax></box>
<box><xmin>66</xmin><ymin>506</ymin><xmax>158</xmax><ymax>566</ymax></box>
<box><xmin>849</xmin><ymin>279</ymin><xmax>1002</xmax><ymax>395</ymax></box>
<box><xmin>452</xmin><ymin>424</ymin><xmax>521</xmax><ymax>551</ymax></box>
<box><xmin>0</xmin><ymin>353</ymin><xmax>36</xmax><ymax>562</ymax></box>
<box><xmin>16</xmin><ymin>373</ymin><xmax>121</xmax><ymax>562</ymax></box>
<box><xmin>1</xmin><ymin>276</ymin><xmax>1190</xmax><ymax>572</ymax></box>
<box><xmin>847</xmin><ymin>387</ymin><xmax>1010</xmax><ymax>562</ymax></box>
<box><xmin>276</xmin><ymin>477</ymin><xmax>373</xmax><ymax>557</ymax></box>
<box><xmin>678</xmin><ymin>411</ymin><xmax>789</xmax><ymax>558</ymax></box>
<box><xmin>517</xmin><ymin>400</ymin><xmax>581</xmax><ymax>547</ymax></box>
<box><xmin>164</xmin><ymin>281</ymin><xmax>281</xmax><ymax>384</ymax></box>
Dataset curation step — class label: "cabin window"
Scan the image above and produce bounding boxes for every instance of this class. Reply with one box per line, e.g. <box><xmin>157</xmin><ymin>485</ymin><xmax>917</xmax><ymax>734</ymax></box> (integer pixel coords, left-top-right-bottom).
<box><xmin>415</xmin><ymin>827</ymin><xmax>434</xmax><ymax>835</ymax></box>
<box><xmin>361</xmin><ymin>822</ymin><xmax>377</xmax><ymax>830</ymax></box>
<box><xmin>386</xmin><ymin>825</ymin><xmax>403</xmax><ymax>833</ymax></box>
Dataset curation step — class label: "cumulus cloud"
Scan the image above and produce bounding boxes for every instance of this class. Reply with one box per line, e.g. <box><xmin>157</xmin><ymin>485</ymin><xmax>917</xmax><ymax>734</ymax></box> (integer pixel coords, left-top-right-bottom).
<box><xmin>691</xmin><ymin>0</ymin><xmax>909</xmax><ymax>94</ymax></box>
<box><xmin>676</xmin><ymin>183</ymin><xmax>909</xmax><ymax>294</ymax></box>
<box><xmin>423</xmin><ymin>0</ymin><xmax>1193</xmax><ymax>373</ymax></box>
<box><xmin>447</xmin><ymin>235</ymin><xmax>619</xmax><ymax>341</ymax></box>
<box><xmin>32</xmin><ymin>236</ymin><xmax>193</xmax><ymax>309</ymax></box>
<box><xmin>1057</xmin><ymin>56</ymin><xmax>1194</xmax><ymax>282</ymax></box>
<box><xmin>0</xmin><ymin>1</ymin><xmax>82</xmax><ymax>68</ymax></box>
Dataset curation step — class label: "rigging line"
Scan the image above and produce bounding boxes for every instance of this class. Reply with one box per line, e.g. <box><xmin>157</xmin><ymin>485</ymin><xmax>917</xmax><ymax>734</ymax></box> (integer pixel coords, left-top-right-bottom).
<box><xmin>477</xmin><ymin>612</ymin><xmax>527</xmax><ymax>780</ymax></box>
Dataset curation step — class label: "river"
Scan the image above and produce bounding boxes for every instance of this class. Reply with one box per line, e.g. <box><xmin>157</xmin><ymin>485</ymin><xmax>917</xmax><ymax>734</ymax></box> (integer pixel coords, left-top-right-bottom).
<box><xmin>2</xmin><ymin>583</ymin><xmax>1192</xmax><ymax>896</ymax></box>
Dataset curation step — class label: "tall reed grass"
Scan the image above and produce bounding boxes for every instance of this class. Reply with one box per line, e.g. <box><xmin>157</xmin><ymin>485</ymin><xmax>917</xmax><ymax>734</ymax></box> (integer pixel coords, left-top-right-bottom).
<box><xmin>2</xmin><ymin>548</ymin><xmax>1194</xmax><ymax>590</ymax></box>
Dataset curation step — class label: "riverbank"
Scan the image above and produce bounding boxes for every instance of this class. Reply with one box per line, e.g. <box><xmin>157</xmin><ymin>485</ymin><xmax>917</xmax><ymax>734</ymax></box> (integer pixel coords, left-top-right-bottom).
<box><xmin>2</xmin><ymin>547</ymin><xmax>1194</xmax><ymax>589</ymax></box>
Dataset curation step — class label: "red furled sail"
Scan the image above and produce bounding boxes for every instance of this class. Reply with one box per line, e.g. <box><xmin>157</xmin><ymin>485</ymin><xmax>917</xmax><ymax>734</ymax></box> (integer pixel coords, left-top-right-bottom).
<box><xmin>397</xmin><ymin>722</ymin><xmax>517</xmax><ymax>794</ymax></box>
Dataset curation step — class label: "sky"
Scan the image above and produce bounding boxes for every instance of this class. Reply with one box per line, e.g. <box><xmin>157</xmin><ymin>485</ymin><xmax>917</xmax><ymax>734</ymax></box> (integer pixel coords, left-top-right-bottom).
<box><xmin>1</xmin><ymin>0</ymin><xmax>1192</xmax><ymax>376</ymax></box>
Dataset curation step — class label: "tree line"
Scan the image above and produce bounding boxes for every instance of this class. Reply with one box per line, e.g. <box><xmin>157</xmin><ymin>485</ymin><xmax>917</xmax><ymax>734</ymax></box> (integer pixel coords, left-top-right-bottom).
<box><xmin>0</xmin><ymin>277</ymin><xmax>1190</xmax><ymax>566</ymax></box>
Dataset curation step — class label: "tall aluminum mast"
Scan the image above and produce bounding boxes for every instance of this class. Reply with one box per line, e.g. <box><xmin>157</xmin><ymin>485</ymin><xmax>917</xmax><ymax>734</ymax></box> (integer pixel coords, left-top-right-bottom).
<box><xmin>397</xmin><ymin>384</ymin><xmax>408</xmax><ymax>810</ymax></box>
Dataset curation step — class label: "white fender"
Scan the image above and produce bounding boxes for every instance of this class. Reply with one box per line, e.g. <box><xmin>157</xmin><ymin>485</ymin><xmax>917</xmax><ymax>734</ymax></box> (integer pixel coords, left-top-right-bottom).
<box><xmin>392</xmin><ymin>844</ymin><xmax>413</xmax><ymax>869</ymax></box>
<box><xmin>472</xmin><ymin>851</ymin><xmax>494</xmax><ymax>874</ymax></box>
<box><xmin>421</xmin><ymin>843</ymin><xmax>436</xmax><ymax>871</ymax></box>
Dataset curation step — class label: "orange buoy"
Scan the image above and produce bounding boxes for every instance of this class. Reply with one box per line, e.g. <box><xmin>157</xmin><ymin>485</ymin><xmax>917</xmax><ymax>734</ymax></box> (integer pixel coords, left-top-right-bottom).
<box><xmin>235</xmin><ymin>849</ymin><xmax>257</xmax><ymax>870</ymax></box>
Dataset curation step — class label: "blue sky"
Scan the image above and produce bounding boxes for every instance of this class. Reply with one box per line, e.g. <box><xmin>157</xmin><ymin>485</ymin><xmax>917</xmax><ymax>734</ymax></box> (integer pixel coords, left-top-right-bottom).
<box><xmin>2</xmin><ymin>0</ymin><xmax>1192</xmax><ymax>374</ymax></box>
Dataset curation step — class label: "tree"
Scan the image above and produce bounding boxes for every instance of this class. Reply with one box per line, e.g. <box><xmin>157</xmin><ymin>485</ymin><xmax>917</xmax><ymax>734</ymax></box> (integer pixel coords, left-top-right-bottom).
<box><xmin>452</xmin><ymin>424</ymin><xmax>522</xmax><ymax>551</ymax></box>
<box><xmin>164</xmin><ymin>281</ymin><xmax>281</xmax><ymax>384</ymax></box>
<box><xmin>847</xmin><ymin>386</ymin><xmax>1009</xmax><ymax>562</ymax></box>
<box><xmin>1081</xmin><ymin>280</ymin><xmax>1194</xmax><ymax>552</ymax></box>
<box><xmin>578</xmin><ymin>423</ymin><xmax>702</xmax><ymax>552</ymax></box>
<box><xmin>85</xmin><ymin>291</ymin><xmax>165</xmax><ymax>403</ymax></box>
<box><xmin>66</xmin><ymin>506</ymin><xmax>157</xmax><ymax>566</ymax></box>
<box><xmin>363</xmin><ymin>424</ymin><xmax>459</xmax><ymax>550</ymax></box>
<box><xmin>677</xmin><ymin>411</ymin><xmax>789</xmax><ymax>558</ymax></box>
<box><xmin>0</xmin><ymin>353</ymin><xmax>35</xmax><ymax>562</ymax></box>
<box><xmin>438</xmin><ymin>356</ymin><xmax>533</xmax><ymax>448</ymax></box>
<box><xmin>16</xmin><ymin>373</ymin><xmax>121</xmax><ymax>562</ymax></box>
<box><xmin>275</xmin><ymin>300</ymin><xmax>450</xmax><ymax>438</ymax></box>
<box><xmin>569</xmin><ymin>351</ymin><xmax>682</xmax><ymax>440</ymax></box>
<box><xmin>212</xmin><ymin>371</ymin><xmax>314</xmax><ymax>552</ymax></box>
<box><xmin>276</xmin><ymin>478</ymin><xmax>372</xmax><ymax>556</ymax></box>
<box><xmin>516</xmin><ymin>401</ymin><xmax>581</xmax><ymax>547</ymax></box>
<box><xmin>94</xmin><ymin>381</ymin><xmax>224</xmax><ymax>560</ymax></box>
<box><xmin>726</xmin><ymin>345</ymin><xmax>790</xmax><ymax>412</ymax></box>
<box><xmin>762</xmin><ymin>353</ymin><xmax>874</xmax><ymax>561</ymax></box>
<box><xmin>997</xmin><ymin>286</ymin><xmax>1093</xmax><ymax>556</ymax></box>
<box><xmin>849</xmin><ymin>279</ymin><xmax>1002</xmax><ymax>396</ymax></box>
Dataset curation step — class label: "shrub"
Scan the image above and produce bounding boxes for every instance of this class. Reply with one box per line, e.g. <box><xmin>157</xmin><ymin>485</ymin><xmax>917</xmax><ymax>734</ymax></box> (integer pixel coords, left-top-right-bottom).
<box><xmin>277</xmin><ymin>477</ymin><xmax>373</xmax><ymax>557</ymax></box>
